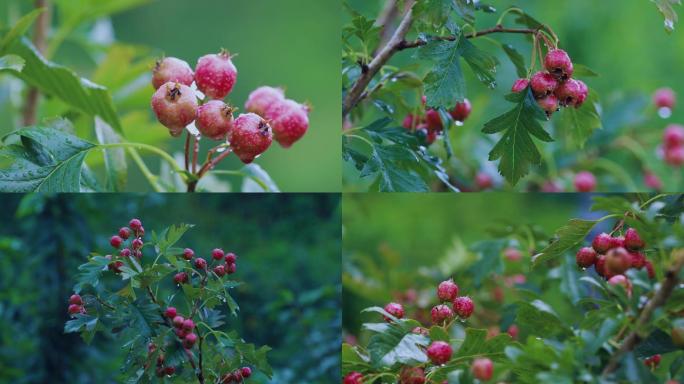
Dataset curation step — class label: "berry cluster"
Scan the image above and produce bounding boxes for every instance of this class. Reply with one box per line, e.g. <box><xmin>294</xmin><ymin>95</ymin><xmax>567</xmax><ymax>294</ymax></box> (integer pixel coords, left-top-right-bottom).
<box><xmin>401</xmin><ymin>96</ymin><xmax>472</xmax><ymax>145</ymax></box>
<box><xmin>429</xmin><ymin>279</ymin><xmax>474</xmax><ymax>325</ymax></box>
<box><xmin>67</xmin><ymin>294</ymin><xmax>85</xmax><ymax>316</ymax></box>
<box><xmin>165</xmin><ymin>307</ymin><xmax>198</xmax><ymax>349</ymax></box>
<box><xmin>512</xmin><ymin>49</ymin><xmax>588</xmax><ymax>117</ymax></box>
<box><xmin>221</xmin><ymin>367</ymin><xmax>253</xmax><ymax>383</ymax></box>
<box><xmin>643</xmin><ymin>354</ymin><xmax>661</xmax><ymax>370</ymax></box>
<box><xmin>175</xmin><ymin>247</ymin><xmax>237</xmax><ymax>285</ymax></box>
<box><xmin>151</xmin><ymin>343</ymin><xmax>176</xmax><ymax>378</ymax></box>
<box><xmin>654</xmin><ymin>87</ymin><xmax>676</xmax><ymax>117</ymax></box>
<box><xmin>151</xmin><ymin>51</ymin><xmax>309</xmax><ymax>164</ymax></box>
<box><xmin>663</xmin><ymin>124</ymin><xmax>684</xmax><ymax>167</ymax></box>
<box><xmin>576</xmin><ymin>227</ymin><xmax>654</xmax><ymax>289</ymax></box>
<box><xmin>105</xmin><ymin>218</ymin><xmax>146</xmax><ymax>274</ymax></box>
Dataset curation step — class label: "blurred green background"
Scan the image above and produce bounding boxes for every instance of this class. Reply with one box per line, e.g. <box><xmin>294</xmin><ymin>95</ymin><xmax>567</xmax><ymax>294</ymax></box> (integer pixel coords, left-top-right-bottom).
<box><xmin>343</xmin><ymin>0</ymin><xmax>684</xmax><ymax>191</ymax></box>
<box><xmin>0</xmin><ymin>194</ymin><xmax>341</xmax><ymax>383</ymax></box>
<box><xmin>0</xmin><ymin>0</ymin><xmax>341</xmax><ymax>192</ymax></box>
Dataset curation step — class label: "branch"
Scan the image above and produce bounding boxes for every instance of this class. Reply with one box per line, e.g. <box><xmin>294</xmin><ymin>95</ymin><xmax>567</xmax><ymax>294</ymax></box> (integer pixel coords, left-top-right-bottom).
<box><xmin>22</xmin><ymin>0</ymin><xmax>50</xmax><ymax>126</ymax></box>
<box><xmin>602</xmin><ymin>250</ymin><xmax>684</xmax><ymax>376</ymax></box>
<box><xmin>398</xmin><ymin>25</ymin><xmax>539</xmax><ymax>50</ymax></box>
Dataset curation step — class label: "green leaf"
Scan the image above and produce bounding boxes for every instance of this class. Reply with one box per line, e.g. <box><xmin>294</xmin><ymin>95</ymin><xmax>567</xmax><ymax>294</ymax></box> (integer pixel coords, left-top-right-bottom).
<box><xmin>531</xmin><ymin>219</ymin><xmax>598</xmax><ymax>268</ymax></box>
<box><xmin>342</xmin><ymin>343</ymin><xmax>370</xmax><ymax>374</ymax></box>
<box><xmin>364</xmin><ymin>320</ymin><xmax>429</xmax><ymax>368</ymax></box>
<box><xmin>73</xmin><ymin>255</ymin><xmax>110</xmax><ymax>292</ymax></box>
<box><xmin>572</xmin><ymin>64</ymin><xmax>599</xmax><ymax>77</ymax></box>
<box><xmin>651</xmin><ymin>0</ymin><xmax>681</xmax><ymax>33</ymax></box>
<box><xmin>0</xmin><ymin>54</ymin><xmax>24</xmax><ymax>72</ymax></box>
<box><xmin>64</xmin><ymin>314</ymin><xmax>99</xmax><ymax>344</ymax></box>
<box><xmin>240</xmin><ymin>163</ymin><xmax>280</xmax><ymax>192</ymax></box>
<box><xmin>556</xmin><ymin>89</ymin><xmax>602</xmax><ymax>149</ymax></box>
<box><xmin>516</xmin><ymin>300</ymin><xmax>572</xmax><ymax>337</ymax></box>
<box><xmin>501</xmin><ymin>44</ymin><xmax>527</xmax><ymax>78</ymax></box>
<box><xmin>0</xmin><ymin>8</ymin><xmax>45</xmax><ymax>52</ymax></box>
<box><xmin>459</xmin><ymin>38</ymin><xmax>498</xmax><ymax>89</ymax></box>
<box><xmin>416</xmin><ymin>38</ymin><xmax>464</xmax><ymax>108</ymax></box>
<box><xmin>635</xmin><ymin>329</ymin><xmax>683</xmax><ymax>356</ymax></box>
<box><xmin>0</xmin><ymin>125</ymin><xmax>96</xmax><ymax>192</ymax></box>
<box><xmin>152</xmin><ymin>223</ymin><xmax>194</xmax><ymax>257</ymax></box>
<box><xmin>468</xmin><ymin>240</ymin><xmax>507</xmax><ymax>287</ymax></box>
<box><xmin>5</xmin><ymin>38</ymin><xmax>121</xmax><ymax>131</ymax></box>
<box><xmin>361</xmin><ymin>145</ymin><xmax>429</xmax><ymax>192</ymax></box>
<box><xmin>126</xmin><ymin>298</ymin><xmax>162</xmax><ymax>339</ymax></box>
<box><xmin>94</xmin><ymin>118</ymin><xmax>127</xmax><ymax>192</ymax></box>
<box><xmin>482</xmin><ymin>89</ymin><xmax>552</xmax><ymax>186</ymax></box>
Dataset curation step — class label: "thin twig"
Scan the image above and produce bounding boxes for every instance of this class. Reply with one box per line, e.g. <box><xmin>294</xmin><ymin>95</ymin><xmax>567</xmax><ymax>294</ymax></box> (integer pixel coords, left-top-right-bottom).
<box><xmin>192</xmin><ymin>136</ymin><xmax>199</xmax><ymax>174</ymax></box>
<box><xmin>398</xmin><ymin>25</ymin><xmax>539</xmax><ymax>50</ymax></box>
<box><xmin>185</xmin><ymin>132</ymin><xmax>191</xmax><ymax>173</ymax></box>
<box><xmin>602</xmin><ymin>250</ymin><xmax>684</xmax><ymax>376</ymax></box>
<box><xmin>22</xmin><ymin>0</ymin><xmax>50</xmax><ymax>126</ymax></box>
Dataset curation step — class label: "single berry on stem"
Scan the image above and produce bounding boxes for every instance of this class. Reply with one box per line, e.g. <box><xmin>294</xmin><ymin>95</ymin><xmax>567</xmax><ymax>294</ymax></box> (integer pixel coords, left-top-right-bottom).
<box><xmin>576</xmin><ymin>247</ymin><xmax>597</xmax><ymax>268</ymax></box>
<box><xmin>151</xmin><ymin>82</ymin><xmax>198</xmax><ymax>137</ymax></box>
<box><xmin>195</xmin><ymin>50</ymin><xmax>238</xmax><ymax>100</ymax></box>
<box><xmin>471</xmin><ymin>358</ymin><xmax>494</xmax><ymax>381</ymax></box>
<box><xmin>426</xmin><ymin>341</ymin><xmax>453</xmax><ymax>365</ymax></box>
<box><xmin>183</xmin><ymin>248</ymin><xmax>194</xmax><ymax>260</ymax></box>
<box><xmin>383</xmin><ymin>302</ymin><xmax>405</xmax><ymax>322</ymax></box>
<box><xmin>245</xmin><ymin>86</ymin><xmax>285</xmax><ymax>116</ymax></box>
<box><xmin>453</xmin><ymin>296</ymin><xmax>474</xmax><ymax>318</ymax></box>
<box><xmin>449</xmin><ymin>99</ymin><xmax>472</xmax><ymax>122</ymax></box>
<box><xmin>196</xmin><ymin>100</ymin><xmax>235</xmax><ymax>141</ymax></box>
<box><xmin>574</xmin><ymin>171</ymin><xmax>596</xmax><ymax>192</ymax></box>
<box><xmin>437</xmin><ymin>279</ymin><xmax>459</xmax><ymax>302</ymax></box>
<box><xmin>544</xmin><ymin>49</ymin><xmax>574</xmax><ymax>80</ymax></box>
<box><xmin>212</xmin><ymin>248</ymin><xmax>225</xmax><ymax>260</ymax></box>
<box><xmin>231</xmin><ymin>113</ymin><xmax>273</xmax><ymax>164</ymax></box>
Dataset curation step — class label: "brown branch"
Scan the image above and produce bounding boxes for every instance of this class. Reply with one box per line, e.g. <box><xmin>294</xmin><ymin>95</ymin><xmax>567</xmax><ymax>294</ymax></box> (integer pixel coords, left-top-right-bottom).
<box><xmin>22</xmin><ymin>0</ymin><xmax>50</xmax><ymax>126</ymax></box>
<box><xmin>602</xmin><ymin>250</ymin><xmax>684</xmax><ymax>376</ymax></box>
<box><xmin>375</xmin><ymin>0</ymin><xmax>400</xmax><ymax>51</ymax></box>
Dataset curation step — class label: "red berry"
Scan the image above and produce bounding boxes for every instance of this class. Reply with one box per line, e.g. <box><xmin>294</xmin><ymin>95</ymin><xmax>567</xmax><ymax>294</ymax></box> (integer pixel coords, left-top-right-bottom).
<box><xmin>476</xmin><ymin>172</ymin><xmax>493</xmax><ymax>190</ymax></box>
<box><xmin>453</xmin><ymin>296</ymin><xmax>474</xmax><ymax>318</ymax></box>
<box><xmin>152</xmin><ymin>57</ymin><xmax>194</xmax><ymax>90</ymax></box>
<box><xmin>537</xmin><ymin>94</ymin><xmax>559</xmax><ymax>116</ymax></box>
<box><xmin>129</xmin><ymin>219</ymin><xmax>142</xmax><ymax>231</ymax></box>
<box><xmin>574</xmin><ymin>171</ymin><xmax>596</xmax><ymax>192</ymax></box>
<box><xmin>110</xmin><ymin>235</ymin><xmax>123</xmax><ymax>248</ymax></box>
<box><xmin>265</xmin><ymin>99</ymin><xmax>310</xmax><ymax>148</ymax></box>
<box><xmin>213</xmin><ymin>265</ymin><xmax>226</xmax><ymax>277</ymax></box>
<box><xmin>182</xmin><ymin>319</ymin><xmax>195</xmax><ymax>331</ymax></box>
<box><xmin>575</xmin><ymin>80</ymin><xmax>589</xmax><ymax>107</ymax></box>
<box><xmin>644</xmin><ymin>354</ymin><xmax>661</xmax><ymax>369</ymax></box>
<box><xmin>644</xmin><ymin>171</ymin><xmax>663</xmax><ymax>190</ymax></box>
<box><xmin>225</xmin><ymin>252</ymin><xmax>237</xmax><ymax>264</ymax></box>
<box><xmin>576</xmin><ymin>247</ymin><xmax>598</xmax><ymax>268</ymax></box>
<box><xmin>624</xmin><ymin>228</ymin><xmax>645</xmax><ymax>250</ymax></box>
<box><xmin>511</xmin><ymin>78</ymin><xmax>529</xmax><ymax>93</ymax></box>
<box><xmin>630</xmin><ymin>251</ymin><xmax>646</xmax><ymax>269</ymax></box>
<box><xmin>398</xmin><ymin>367</ymin><xmax>425</xmax><ymax>384</ymax></box>
<box><xmin>605</xmin><ymin>247</ymin><xmax>631</xmax><ymax>276</ymax></box>
<box><xmin>664</xmin><ymin>124</ymin><xmax>684</xmax><ymax>149</ymax></box>
<box><xmin>240</xmin><ymin>367</ymin><xmax>252</xmax><ymax>378</ymax></box>
<box><xmin>120</xmin><ymin>249</ymin><xmax>131</xmax><ymax>257</ymax></box>
<box><xmin>196</xmin><ymin>100</ymin><xmax>234</xmax><ymax>141</ymax></box>
<box><xmin>225</xmin><ymin>262</ymin><xmax>237</xmax><ymax>274</ymax></box>
<box><xmin>68</xmin><ymin>304</ymin><xmax>82</xmax><ymax>315</ymax></box>
<box><xmin>69</xmin><ymin>294</ymin><xmax>83</xmax><ymax>305</ymax></box>
<box><xmin>592</xmin><ymin>233</ymin><xmax>613</xmax><ymax>253</ymax></box>
<box><xmin>402</xmin><ymin>114</ymin><xmax>421</xmax><ymax>130</ymax></box>
<box><xmin>427</xmin><ymin>341</ymin><xmax>453</xmax><ymax>365</ymax></box>
<box><xmin>424</xmin><ymin>109</ymin><xmax>443</xmax><ymax>131</ymax></box>
<box><xmin>343</xmin><ymin>372</ymin><xmax>363</xmax><ymax>384</ymax></box>
<box><xmin>151</xmin><ymin>82</ymin><xmax>198</xmax><ymax>137</ymax></box>
<box><xmin>383</xmin><ymin>302</ymin><xmax>404</xmax><ymax>322</ymax></box>
<box><xmin>183</xmin><ymin>332</ymin><xmax>198</xmax><ymax>348</ymax></box>
<box><xmin>437</xmin><ymin>279</ymin><xmax>459</xmax><ymax>302</ymax></box>
<box><xmin>132</xmin><ymin>238</ymin><xmax>143</xmax><ymax>250</ymax></box>
<box><xmin>431</xmin><ymin>304</ymin><xmax>454</xmax><ymax>325</ymax></box>
<box><xmin>507</xmin><ymin>324</ymin><xmax>519</xmax><ymax>339</ymax></box>
<box><xmin>230</xmin><ymin>113</ymin><xmax>273</xmax><ymax>164</ymax></box>
<box><xmin>544</xmin><ymin>49</ymin><xmax>574</xmax><ymax>80</ymax></box>
<box><xmin>654</xmin><ymin>87</ymin><xmax>676</xmax><ymax>109</ymax></box>
<box><xmin>530</xmin><ymin>72</ymin><xmax>558</xmax><ymax>96</ymax></box>
<box><xmin>595</xmin><ymin>254</ymin><xmax>608</xmax><ymax>277</ymax></box>
<box><xmin>119</xmin><ymin>227</ymin><xmax>131</xmax><ymax>240</ymax></box>
<box><xmin>245</xmin><ymin>86</ymin><xmax>285</xmax><ymax>116</ymax></box>
<box><xmin>165</xmin><ymin>307</ymin><xmax>177</xmax><ymax>319</ymax></box>
<box><xmin>108</xmin><ymin>260</ymin><xmax>124</xmax><ymax>273</ymax></box>
<box><xmin>194</xmin><ymin>257</ymin><xmax>207</xmax><ymax>270</ymax></box>
<box><xmin>195</xmin><ymin>51</ymin><xmax>238</xmax><ymax>100</ymax></box>
<box><xmin>504</xmin><ymin>248</ymin><xmax>523</xmax><ymax>262</ymax></box>
<box><xmin>183</xmin><ymin>248</ymin><xmax>194</xmax><ymax>260</ymax></box>
<box><xmin>608</xmin><ymin>274</ymin><xmax>632</xmax><ymax>296</ymax></box>
<box><xmin>665</xmin><ymin>146</ymin><xmax>684</xmax><ymax>167</ymax></box>
<box><xmin>164</xmin><ymin>366</ymin><xmax>176</xmax><ymax>376</ymax></box>
<box><xmin>449</xmin><ymin>99</ymin><xmax>472</xmax><ymax>122</ymax></box>
<box><xmin>137</xmin><ymin>226</ymin><xmax>145</xmax><ymax>237</ymax></box>
<box><xmin>471</xmin><ymin>358</ymin><xmax>493</xmax><ymax>381</ymax></box>
<box><xmin>172</xmin><ymin>315</ymin><xmax>185</xmax><ymax>328</ymax></box>
<box><xmin>555</xmin><ymin>79</ymin><xmax>583</xmax><ymax>107</ymax></box>
<box><xmin>212</xmin><ymin>248</ymin><xmax>225</xmax><ymax>260</ymax></box>
<box><xmin>174</xmin><ymin>272</ymin><xmax>189</xmax><ymax>284</ymax></box>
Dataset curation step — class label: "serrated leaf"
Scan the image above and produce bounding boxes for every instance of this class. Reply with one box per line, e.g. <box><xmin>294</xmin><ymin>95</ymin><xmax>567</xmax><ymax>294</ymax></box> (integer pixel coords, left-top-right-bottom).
<box><xmin>125</xmin><ymin>298</ymin><xmax>162</xmax><ymax>339</ymax></box>
<box><xmin>501</xmin><ymin>44</ymin><xmax>527</xmax><ymax>78</ymax></box>
<box><xmin>360</xmin><ymin>145</ymin><xmax>429</xmax><ymax>192</ymax></box>
<box><xmin>416</xmin><ymin>38</ymin><xmax>465</xmax><ymax>108</ymax></box>
<box><xmin>153</xmin><ymin>223</ymin><xmax>194</xmax><ymax>257</ymax></box>
<box><xmin>532</xmin><ymin>219</ymin><xmax>598</xmax><ymax>267</ymax></box>
<box><xmin>482</xmin><ymin>89</ymin><xmax>552</xmax><ymax>186</ymax></box>
<box><xmin>516</xmin><ymin>300</ymin><xmax>572</xmax><ymax>337</ymax></box>
<box><xmin>365</xmin><ymin>320</ymin><xmax>429</xmax><ymax>368</ymax></box>
<box><xmin>64</xmin><ymin>314</ymin><xmax>99</xmax><ymax>344</ymax></box>
<box><xmin>0</xmin><ymin>8</ymin><xmax>44</xmax><ymax>52</ymax></box>
<box><xmin>459</xmin><ymin>38</ymin><xmax>498</xmax><ymax>89</ymax></box>
<box><xmin>73</xmin><ymin>255</ymin><xmax>110</xmax><ymax>292</ymax></box>
<box><xmin>557</xmin><ymin>89</ymin><xmax>602</xmax><ymax>149</ymax></box>
<box><xmin>94</xmin><ymin>117</ymin><xmax>127</xmax><ymax>192</ymax></box>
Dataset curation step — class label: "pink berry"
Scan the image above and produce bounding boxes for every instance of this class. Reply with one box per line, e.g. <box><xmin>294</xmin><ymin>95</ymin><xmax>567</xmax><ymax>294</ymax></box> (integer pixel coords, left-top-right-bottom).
<box><xmin>471</xmin><ymin>358</ymin><xmax>494</xmax><ymax>381</ymax></box>
<box><xmin>182</xmin><ymin>319</ymin><xmax>195</xmax><ymax>331</ymax></box>
<box><xmin>630</xmin><ymin>251</ymin><xmax>646</xmax><ymax>269</ymax></box>
<box><xmin>507</xmin><ymin>324</ymin><xmax>519</xmax><ymax>339</ymax></box>
<box><xmin>424</xmin><ymin>109</ymin><xmax>442</xmax><ymax>131</ymax></box>
<box><xmin>152</xmin><ymin>57</ymin><xmax>194</xmax><ymax>90</ymax></box>
<box><xmin>240</xmin><ymin>367</ymin><xmax>252</xmax><ymax>378</ymax></box>
<box><xmin>665</xmin><ymin>146</ymin><xmax>684</xmax><ymax>167</ymax></box>
<box><xmin>644</xmin><ymin>354</ymin><xmax>662</xmax><ymax>369</ymax></box>
<box><xmin>664</xmin><ymin>125</ymin><xmax>684</xmax><ymax>148</ymax></box>
<box><xmin>132</xmin><ymin>238</ymin><xmax>143</xmax><ymax>250</ymax></box>
<box><xmin>383</xmin><ymin>302</ymin><xmax>404</xmax><ymax>322</ymax></box>
<box><xmin>172</xmin><ymin>315</ymin><xmax>184</xmax><ymax>328</ymax></box>
<box><xmin>165</xmin><ymin>307</ymin><xmax>177</xmax><ymax>319</ymax></box>
<box><xmin>183</xmin><ymin>332</ymin><xmax>198</xmax><ymax>348</ymax></box>
<box><xmin>608</xmin><ymin>274</ymin><xmax>632</xmax><ymax>296</ymax></box>
<box><xmin>611</xmin><ymin>235</ymin><xmax>625</xmax><ymax>249</ymax></box>
<box><xmin>595</xmin><ymin>254</ymin><xmax>608</xmax><ymax>277</ymax></box>
<box><xmin>605</xmin><ymin>247</ymin><xmax>632</xmax><ymax>276</ymax></box>
<box><xmin>195</xmin><ymin>51</ymin><xmax>237</xmax><ymax>100</ymax></box>
<box><xmin>450</xmin><ymin>99</ymin><xmax>472</xmax><ymax>122</ymax></box>
<box><xmin>212</xmin><ymin>248</ymin><xmax>225</xmax><ymax>260</ymax></box>
<box><xmin>183</xmin><ymin>248</ymin><xmax>194</xmax><ymax>260</ymax></box>
<box><xmin>575</xmin><ymin>80</ymin><xmax>589</xmax><ymax>107</ymax></box>
<box><xmin>624</xmin><ymin>228</ymin><xmax>644</xmax><ymax>250</ymax></box>
<box><xmin>530</xmin><ymin>72</ymin><xmax>558</xmax><ymax>96</ymax></box>
<box><xmin>402</xmin><ymin>114</ymin><xmax>421</xmax><ymax>130</ymax></box>
<box><xmin>399</xmin><ymin>367</ymin><xmax>425</xmax><ymax>384</ymax></box>
<box><xmin>574</xmin><ymin>171</ymin><xmax>596</xmax><ymax>192</ymax></box>
<box><xmin>69</xmin><ymin>294</ymin><xmax>83</xmax><ymax>305</ymax></box>
<box><xmin>504</xmin><ymin>248</ymin><xmax>522</xmax><ymax>262</ymax></box>
<box><xmin>644</xmin><ymin>171</ymin><xmax>663</xmax><ymax>190</ymax></box>
<box><xmin>511</xmin><ymin>78</ymin><xmax>529</xmax><ymax>93</ymax></box>
<box><xmin>544</xmin><ymin>49</ymin><xmax>574</xmax><ymax>80</ymax></box>
<box><xmin>453</xmin><ymin>296</ymin><xmax>474</xmax><ymax>318</ymax></box>
<box><xmin>555</xmin><ymin>79</ymin><xmax>582</xmax><ymax>107</ymax></box>
<box><xmin>592</xmin><ymin>233</ymin><xmax>613</xmax><ymax>253</ymax></box>
<box><xmin>175</xmin><ymin>328</ymin><xmax>188</xmax><ymax>339</ymax></box>
<box><xmin>173</xmin><ymin>272</ymin><xmax>189</xmax><ymax>285</ymax></box>
<box><xmin>120</xmin><ymin>249</ymin><xmax>131</xmax><ymax>258</ymax></box>
<box><xmin>151</xmin><ymin>82</ymin><xmax>198</xmax><ymax>136</ymax></box>
<box><xmin>230</xmin><ymin>113</ymin><xmax>273</xmax><ymax>163</ymax></box>
<box><xmin>129</xmin><ymin>219</ymin><xmax>142</xmax><ymax>231</ymax></box>
<box><xmin>537</xmin><ymin>94</ymin><xmax>559</xmax><ymax>116</ymax></box>
<box><xmin>225</xmin><ymin>252</ymin><xmax>237</xmax><ymax>264</ymax></box>
<box><xmin>245</xmin><ymin>86</ymin><xmax>285</xmax><ymax>116</ymax></box>
<box><xmin>427</xmin><ymin>341</ymin><xmax>452</xmax><ymax>365</ymax></box>
<box><xmin>213</xmin><ymin>265</ymin><xmax>226</xmax><ymax>277</ymax></box>
<box><xmin>437</xmin><ymin>279</ymin><xmax>459</xmax><ymax>302</ymax></box>
<box><xmin>196</xmin><ymin>100</ymin><xmax>234</xmax><ymax>141</ymax></box>
<box><xmin>110</xmin><ymin>235</ymin><xmax>123</xmax><ymax>248</ymax></box>
<box><xmin>343</xmin><ymin>372</ymin><xmax>363</xmax><ymax>384</ymax></box>
<box><xmin>194</xmin><ymin>257</ymin><xmax>207</xmax><ymax>270</ymax></box>
<box><xmin>654</xmin><ymin>88</ymin><xmax>676</xmax><ymax>109</ymax></box>
<box><xmin>264</xmin><ymin>99</ymin><xmax>309</xmax><ymax>147</ymax></box>
<box><xmin>119</xmin><ymin>227</ymin><xmax>131</xmax><ymax>240</ymax></box>
<box><xmin>225</xmin><ymin>262</ymin><xmax>237</xmax><ymax>274</ymax></box>
<box><xmin>576</xmin><ymin>247</ymin><xmax>597</xmax><ymax>268</ymax></box>
<box><xmin>476</xmin><ymin>172</ymin><xmax>493</xmax><ymax>190</ymax></box>
<box><xmin>431</xmin><ymin>304</ymin><xmax>454</xmax><ymax>324</ymax></box>
<box><xmin>68</xmin><ymin>304</ymin><xmax>82</xmax><ymax>315</ymax></box>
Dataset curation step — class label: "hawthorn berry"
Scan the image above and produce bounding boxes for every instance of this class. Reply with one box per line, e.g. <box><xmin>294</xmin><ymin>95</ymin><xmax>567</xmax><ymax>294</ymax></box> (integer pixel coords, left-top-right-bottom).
<box><xmin>225</xmin><ymin>252</ymin><xmax>237</xmax><ymax>264</ymax></box>
<box><xmin>665</xmin><ymin>146</ymin><xmax>684</xmax><ymax>167</ymax></box>
<box><xmin>151</xmin><ymin>82</ymin><xmax>199</xmax><ymax>137</ymax></box>
<box><xmin>119</xmin><ymin>227</ymin><xmax>131</xmax><ymax>240</ymax></box>
<box><xmin>475</xmin><ymin>171</ymin><xmax>493</xmax><ymax>190</ymax></box>
<box><xmin>225</xmin><ymin>262</ymin><xmax>237</xmax><ymax>274</ymax></box>
<box><xmin>398</xmin><ymin>366</ymin><xmax>425</xmax><ymax>384</ymax></box>
<box><xmin>471</xmin><ymin>358</ymin><xmax>493</xmax><ymax>381</ymax></box>
<box><xmin>173</xmin><ymin>272</ymin><xmax>189</xmax><ymax>284</ymax></box>
<box><xmin>624</xmin><ymin>228</ymin><xmax>644</xmax><ymax>250</ymax></box>
<box><xmin>196</xmin><ymin>100</ymin><xmax>235</xmax><ymax>141</ymax></box>
<box><xmin>608</xmin><ymin>274</ymin><xmax>632</xmax><ymax>296</ymax></box>
<box><xmin>574</xmin><ymin>171</ymin><xmax>596</xmax><ymax>192</ymax></box>
<box><xmin>129</xmin><ymin>219</ymin><xmax>142</xmax><ymax>231</ymax></box>
<box><xmin>592</xmin><ymin>233</ymin><xmax>613</xmax><ymax>253</ymax></box>
<box><xmin>575</xmin><ymin>80</ymin><xmax>589</xmax><ymax>107</ymax></box>
<box><xmin>165</xmin><ymin>307</ymin><xmax>177</xmax><ymax>319</ymax></box>
<box><xmin>132</xmin><ymin>238</ymin><xmax>143</xmax><ymax>250</ymax></box>
<box><xmin>164</xmin><ymin>366</ymin><xmax>176</xmax><ymax>376</ymax></box>
<box><xmin>437</xmin><ymin>279</ymin><xmax>459</xmax><ymax>302</ymax></box>
<box><xmin>595</xmin><ymin>255</ymin><xmax>608</xmax><ymax>277</ymax></box>
<box><xmin>68</xmin><ymin>304</ymin><xmax>82</xmax><ymax>315</ymax></box>
<box><xmin>576</xmin><ymin>247</ymin><xmax>597</xmax><ymax>268</ymax></box>
<box><xmin>213</xmin><ymin>265</ymin><xmax>226</xmax><ymax>277</ymax></box>
<box><xmin>511</xmin><ymin>78</ymin><xmax>529</xmax><ymax>93</ymax></box>
<box><xmin>504</xmin><ymin>247</ymin><xmax>523</xmax><ymax>262</ymax></box>
<box><xmin>644</xmin><ymin>171</ymin><xmax>663</xmax><ymax>190</ymax></box>
<box><xmin>605</xmin><ymin>247</ymin><xmax>632</xmax><ymax>275</ymax></box>
<box><xmin>137</xmin><ymin>226</ymin><xmax>145</xmax><ymax>236</ymax></box>
<box><xmin>431</xmin><ymin>304</ymin><xmax>454</xmax><ymax>325</ymax></box>
<box><xmin>212</xmin><ymin>248</ymin><xmax>225</xmax><ymax>260</ymax></box>
<box><xmin>425</xmin><ymin>109</ymin><xmax>443</xmax><ymax>131</ymax></box>
<box><xmin>453</xmin><ymin>296</ymin><xmax>474</xmax><ymax>318</ymax></box>
<box><xmin>343</xmin><ymin>372</ymin><xmax>363</xmax><ymax>384</ymax></box>
<box><xmin>530</xmin><ymin>72</ymin><xmax>558</xmax><ymax>96</ymax></box>
<box><xmin>230</xmin><ymin>113</ymin><xmax>273</xmax><ymax>164</ymax></box>
<box><xmin>110</xmin><ymin>235</ymin><xmax>123</xmax><ymax>248</ymax></box>
<box><xmin>664</xmin><ymin>125</ymin><xmax>684</xmax><ymax>148</ymax></box>
<box><xmin>507</xmin><ymin>324</ymin><xmax>519</xmax><ymax>339</ymax></box>
<box><xmin>266</xmin><ymin>99</ymin><xmax>310</xmax><ymax>148</ymax></box>
<box><xmin>194</xmin><ymin>257</ymin><xmax>208</xmax><ymax>270</ymax></box>
<box><xmin>537</xmin><ymin>94</ymin><xmax>559</xmax><ymax>116</ymax></box>
<box><xmin>450</xmin><ymin>99</ymin><xmax>472</xmax><ymax>122</ymax></box>
<box><xmin>195</xmin><ymin>51</ymin><xmax>238</xmax><ymax>100</ymax></box>
<box><xmin>427</xmin><ymin>341</ymin><xmax>452</xmax><ymax>365</ymax></box>
<box><xmin>644</xmin><ymin>354</ymin><xmax>661</xmax><ymax>369</ymax></box>
<box><xmin>245</xmin><ymin>86</ymin><xmax>285</xmax><ymax>116</ymax></box>
<box><xmin>555</xmin><ymin>79</ymin><xmax>583</xmax><ymax>107</ymax></box>
<box><xmin>630</xmin><ymin>251</ymin><xmax>646</xmax><ymax>269</ymax></box>
<box><xmin>152</xmin><ymin>57</ymin><xmax>194</xmax><ymax>90</ymax></box>
<box><xmin>182</xmin><ymin>319</ymin><xmax>195</xmax><ymax>331</ymax></box>
<box><xmin>544</xmin><ymin>49</ymin><xmax>573</xmax><ymax>80</ymax></box>
<box><xmin>383</xmin><ymin>302</ymin><xmax>405</xmax><ymax>322</ymax></box>
<box><xmin>402</xmin><ymin>114</ymin><xmax>421</xmax><ymax>130</ymax></box>
<box><xmin>654</xmin><ymin>87</ymin><xmax>676</xmax><ymax>109</ymax></box>
<box><xmin>183</xmin><ymin>248</ymin><xmax>194</xmax><ymax>260</ymax></box>
<box><xmin>183</xmin><ymin>332</ymin><xmax>198</xmax><ymax>348</ymax></box>
<box><xmin>108</xmin><ymin>260</ymin><xmax>124</xmax><ymax>273</ymax></box>
<box><xmin>69</xmin><ymin>294</ymin><xmax>83</xmax><ymax>305</ymax></box>
<box><xmin>240</xmin><ymin>367</ymin><xmax>252</xmax><ymax>378</ymax></box>
<box><xmin>172</xmin><ymin>315</ymin><xmax>185</xmax><ymax>328</ymax></box>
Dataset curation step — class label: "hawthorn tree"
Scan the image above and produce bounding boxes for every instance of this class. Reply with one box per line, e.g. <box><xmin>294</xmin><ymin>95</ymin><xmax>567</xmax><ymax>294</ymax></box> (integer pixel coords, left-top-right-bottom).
<box><xmin>342</xmin><ymin>194</ymin><xmax>684</xmax><ymax>383</ymax></box>
<box><xmin>342</xmin><ymin>0</ymin><xmax>683</xmax><ymax>192</ymax></box>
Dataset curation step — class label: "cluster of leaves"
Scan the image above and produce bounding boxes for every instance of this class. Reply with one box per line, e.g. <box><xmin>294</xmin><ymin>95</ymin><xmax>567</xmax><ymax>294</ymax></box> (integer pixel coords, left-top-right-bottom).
<box><xmin>64</xmin><ymin>221</ymin><xmax>271</xmax><ymax>383</ymax></box>
<box><xmin>0</xmin><ymin>3</ymin><xmax>277</xmax><ymax>192</ymax></box>
<box><xmin>343</xmin><ymin>194</ymin><xmax>684</xmax><ymax>383</ymax></box>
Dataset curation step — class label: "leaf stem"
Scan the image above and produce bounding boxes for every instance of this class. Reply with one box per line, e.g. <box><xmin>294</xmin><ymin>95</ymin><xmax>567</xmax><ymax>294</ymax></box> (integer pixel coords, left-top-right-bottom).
<box><xmin>126</xmin><ymin>148</ymin><xmax>163</xmax><ymax>192</ymax></box>
<box><xmin>99</xmin><ymin>142</ymin><xmax>185</xmax><ymax>180</ymax></box>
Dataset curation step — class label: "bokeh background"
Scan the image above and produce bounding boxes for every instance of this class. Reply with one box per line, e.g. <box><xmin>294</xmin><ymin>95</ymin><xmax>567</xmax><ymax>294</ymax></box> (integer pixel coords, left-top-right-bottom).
<box><xmin>0</xmin><ymin>0</ymin><xmax>341</xmax><ymax>192</ymax></box>
<box><xmin>0</xmin><ymin>194</ymin><xmax>341</xmax><ymax>383</ymax></box>
<box><xmin>343</xmin><ymin>0</ymin><xmax>684</xmax><ymax>191</ymax></box>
